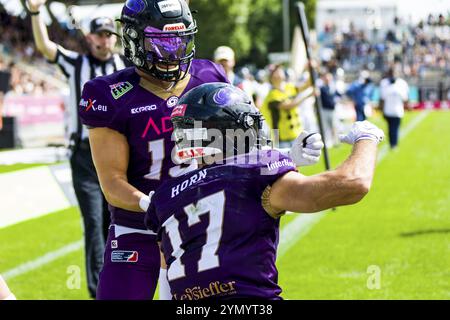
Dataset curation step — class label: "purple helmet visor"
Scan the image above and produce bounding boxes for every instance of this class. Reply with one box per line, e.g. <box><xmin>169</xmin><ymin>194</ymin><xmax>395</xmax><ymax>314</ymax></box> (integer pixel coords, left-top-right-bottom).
<box><xmin>144</xmin><ymin>26</ymin><xmax>194</xmax><ymax>63</ymax></box>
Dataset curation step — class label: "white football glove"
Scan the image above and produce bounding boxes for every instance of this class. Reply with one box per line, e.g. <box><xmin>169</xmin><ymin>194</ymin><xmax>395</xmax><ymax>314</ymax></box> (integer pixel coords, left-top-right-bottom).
<box><xmin>139</xmin><ymin>190</ymin><xmax>155</xmax><ymax>212</ymax></box>
<box><xmin>288</xmin><ymin>131</ymin><xmax>324</xmax><ymax>166</ymax></box>
<box><xmin>339</xmin><ymin>121</ymin><xmax>385</xmax><ymax>145</ymax></box>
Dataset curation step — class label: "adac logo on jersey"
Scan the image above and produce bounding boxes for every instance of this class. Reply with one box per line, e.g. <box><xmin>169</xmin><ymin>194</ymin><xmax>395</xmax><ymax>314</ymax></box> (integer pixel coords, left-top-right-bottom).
<box><xmin>131</xmin><ymin>105</ymin><xmax>158</xmax><ymax>114</ymax></box>
<box><xmin>111</xmin><ymin>250</ymin><xmax>139</xmax><ymax>263</ymax></box>
<box><xmin>79</xmin><ymin>98</ymin><xmax>108</xmax><ymax>112</ymax></box>
<box><xmin>167</xmin><ymin>96</ymin><xmax>179</xmax><ymax>108</ymax></box>
<box><xmin>110</xmin><ymin>81</ymin><xmax>134</xmax><ymax>100</ymax></box>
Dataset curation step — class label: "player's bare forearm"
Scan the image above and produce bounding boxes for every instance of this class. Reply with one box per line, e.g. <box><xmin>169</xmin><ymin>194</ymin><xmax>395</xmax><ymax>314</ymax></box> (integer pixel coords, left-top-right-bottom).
<box><xmin>102</xmin><ymin>176</ymin><xmax>145</xmax><ymax>213</ymax></box>
<box><xmin>89</xmin><ymin>128</ymin><xmax>145</xmax><ymax>213</ymax></box>
<box><xmin>269</xmin><ymin>140</ymin><xmax>378</xmax><ymax>213</ymax></box>
<box><xmin>334</xmin><ymin>140</ymin><xmax>377</xmax><ymax>188</ymax></box>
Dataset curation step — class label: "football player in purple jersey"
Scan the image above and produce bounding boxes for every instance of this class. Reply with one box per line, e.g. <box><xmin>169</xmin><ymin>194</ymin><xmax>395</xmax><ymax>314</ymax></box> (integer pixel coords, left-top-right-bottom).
<box><xmin>79</xmin><ymin>0</ymin><xmax>323</xmax><ymax>300</ymax></box>
<box><xmin>145</xmin><ymin>83</ymin><xmax>384</xmax><ymax>300</ymax></box>
<box><xmin>78</xmin><ymin>0</ymin><xmax>230</xmax><ymax>300</ymax></box>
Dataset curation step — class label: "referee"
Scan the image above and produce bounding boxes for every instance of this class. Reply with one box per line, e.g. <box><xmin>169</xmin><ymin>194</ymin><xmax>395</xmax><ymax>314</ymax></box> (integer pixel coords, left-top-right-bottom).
<box><xmin>27</xmin><ymin>0</ymin><xmax>129</xmax><ymax>298</ymax></box>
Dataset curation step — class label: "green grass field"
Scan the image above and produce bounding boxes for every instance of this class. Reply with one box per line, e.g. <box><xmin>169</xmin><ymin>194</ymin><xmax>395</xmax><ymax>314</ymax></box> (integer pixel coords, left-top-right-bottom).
<box><xmin>1</xmin><ymin>110</ymin><xmax>449</xmax><ymax>300</ymax></box>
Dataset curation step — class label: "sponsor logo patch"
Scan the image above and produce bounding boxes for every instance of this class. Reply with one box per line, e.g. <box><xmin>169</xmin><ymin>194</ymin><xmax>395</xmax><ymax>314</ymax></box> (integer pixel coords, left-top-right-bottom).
<box><xmin>173</xmin><ymin>280</ymin><xmax>237</xmax><ymax>300</ymax></box>
<box><xmin>110</xmin><ymin>81</ymin><xmax>134</xmax><ymax>100</ymax></box>
<box><xmin>111</xmin><ymin>250</ymin><xmax>139</xmax><ymax>263</ymax></box>
<box><xmin>167</xmin><ymin>96</ymin><xmax>179</xmax><ymax>108</ymax></box>
<box><xmin>111</xmin><ymin>240</ymin><xmax>118</xmax><ymax>249</ymax></box>
<box><xmin>177</xmin><ymin>148</ymin><xmax>205</xmax><ymax>160</ymax></box>
<box><xmin>131</xmin><ymin>105</ymin><xmax>158</xmax><ymax>114</ymax></box>
<box><xmin>157</xmin><ymin>0</ymin><xmax>181</xmax><ymax>14</ymax></box>
<box><xmin>79</xmin><ymin>98</ymin><xmax>108</xmax><ymax>112</ymax></box>
<box><xmin>266</xmin><ymin>159</ymin><xmax>296</xmax><ymax>172</ymax></box>
<box><xmin>163</xmin><ymin>23</ymin><xmax>186</xmax><ymax>32</ymax></box>
<box><xmin>171</xmin><ymin>104</ymin><xmax>187</xmax><ymax>118</ymax></box>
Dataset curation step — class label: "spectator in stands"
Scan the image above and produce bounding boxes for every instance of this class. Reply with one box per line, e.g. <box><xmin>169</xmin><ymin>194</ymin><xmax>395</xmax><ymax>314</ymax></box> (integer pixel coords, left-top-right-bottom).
<box><xmin>319</xmin><ymin>72</ymin><xmax>340</xmax><ymax>147</ymax></box>
<box><xmin>0</xmin><ymin>57</ymin><xmax>10</xmax><ymax>131</ymax></box>
<box><xmin>214</xmin><ymin>46</ymin><xmax>244</xmax><ymax>89</ymax></box>
<box><xmin>346</xmin><ymin>70</ymin><xmax>374</xmax><ymax>121</ymax></box>
<box><xmin>260</xmin><ymin>64</ymin><xmax>311</xmax><ymax>148</ymax></box>
<box><xmin>254</xmin><ymin>69</ymin><xmax>271</xmax><ymax>109</ymax></box>
<box><xmin>27</xmin><ymin>0</ymin><xmax>129</xmax><ymax>299</ymax></box>
<box><xmin>380</xmin><ymin>67</ymin><xmax>409</xmax><ymax>150</ymax></box>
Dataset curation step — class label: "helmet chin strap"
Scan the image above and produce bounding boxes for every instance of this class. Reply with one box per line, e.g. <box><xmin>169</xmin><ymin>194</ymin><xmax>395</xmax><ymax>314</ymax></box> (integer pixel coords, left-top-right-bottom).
<box><xmin>137</xmin><ymin>66</ymin><xmax>178</xmax><ymax>91</ymax></box>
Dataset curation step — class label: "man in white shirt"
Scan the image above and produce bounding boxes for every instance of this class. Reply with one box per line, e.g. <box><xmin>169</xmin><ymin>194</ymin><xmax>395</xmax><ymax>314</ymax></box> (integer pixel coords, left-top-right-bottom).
<box><xmin>379</xmin><ymin>67</ymin><xmax>409</xmax><ymax>149</ymax></box>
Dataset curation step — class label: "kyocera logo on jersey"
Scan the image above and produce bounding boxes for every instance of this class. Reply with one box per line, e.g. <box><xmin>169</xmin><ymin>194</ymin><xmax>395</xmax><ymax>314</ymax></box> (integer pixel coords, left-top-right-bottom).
<box><xmin>131</xmin><ymin>105</ymin><xmax>158</xmax><ymax>114</ymax></box>
<box><xmin>163</xmin><ymin>23</ymin><xmax>186</xmax><ymax>32</ymax></box>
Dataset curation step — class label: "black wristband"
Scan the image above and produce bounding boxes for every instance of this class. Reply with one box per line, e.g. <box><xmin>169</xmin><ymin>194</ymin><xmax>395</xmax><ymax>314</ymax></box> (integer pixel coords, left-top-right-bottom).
<box><xmin>29</xmin><ymin>10</ymin><xmax>40</xmax><ymax>16</ymax></box>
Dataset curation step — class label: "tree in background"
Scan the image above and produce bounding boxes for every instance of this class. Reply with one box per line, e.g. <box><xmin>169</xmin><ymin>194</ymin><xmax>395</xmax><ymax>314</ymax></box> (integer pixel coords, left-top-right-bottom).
<box><xmin>192</xmin><ymin>0</ymin><xmax>251</xmax><ymax>62</ymax></box>
<box><xmin>192</xmin><ymin>0</ymin><xmax>316</xmax><ymax>68</ymax></box>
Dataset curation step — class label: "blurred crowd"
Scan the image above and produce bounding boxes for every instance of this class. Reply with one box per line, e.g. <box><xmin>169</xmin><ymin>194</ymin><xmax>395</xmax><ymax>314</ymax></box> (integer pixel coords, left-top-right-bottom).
<box><xmin>0</xmin><ymin>4</ymin><xmax>81</xmax><ymax>96</ymax></box>
<box><xmin>318</xmin><ymin>13</ymin><xmax>450</xmax><ymax>78</ymax></box>
<box><xmin>0</xmin><ymin>56</ymin><xmax>57</xmax><ymax>95</ymax></box>
<box><xmin>0</xmin><ymin>3</ymin><xmax>448</xmax><ymax>148</ymax></box>
<box><xmin>0</xmin><ymin>4</ymin><xmax>84</xmax><ymax>62</ymax></box>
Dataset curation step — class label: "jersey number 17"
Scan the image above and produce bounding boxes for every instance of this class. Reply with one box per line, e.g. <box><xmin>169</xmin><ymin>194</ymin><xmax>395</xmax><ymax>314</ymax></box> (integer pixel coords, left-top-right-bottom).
<box><xmin>163</xmin><ymin>191</ymin><xmax>226</xmax><ymax>281</ymax></box>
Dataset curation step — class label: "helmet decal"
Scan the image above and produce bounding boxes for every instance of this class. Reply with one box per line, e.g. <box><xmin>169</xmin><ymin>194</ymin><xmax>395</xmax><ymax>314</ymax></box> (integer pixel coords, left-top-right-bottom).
<box><xmin>163</xmin><ymin>23</ymin><xmax>187</xmax><ymax>32</ymax></box>
<box><xmin>125</xmin><ymin>0</ymin><xmax>146</xmax><ymax>15</ymax></box>
<box><xmin>212</xmin><ymin>88</ymin><xmax>243</xmax><ymax>107</ymax></box>
<box><xmin>157</xmin><ymin>0</ymin><xmax>182</xmax><ymax>14</ymax></box>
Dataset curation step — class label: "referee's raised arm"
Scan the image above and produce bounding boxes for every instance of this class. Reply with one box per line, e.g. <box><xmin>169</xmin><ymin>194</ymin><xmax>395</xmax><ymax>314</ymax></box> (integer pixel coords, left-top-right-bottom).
<box><xmin>27</xmin><ymin>0</ymin><xmax>58</xmax><ymax>61</ymax></box>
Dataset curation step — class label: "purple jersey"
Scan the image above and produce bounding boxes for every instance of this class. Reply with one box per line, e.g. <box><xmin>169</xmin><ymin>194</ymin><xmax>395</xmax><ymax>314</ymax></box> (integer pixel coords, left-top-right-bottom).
<box><xmin>79</xmin><ymin>60</ymin><xmax>228</xmax><ymax>230</ymax></box>
<box><xmin>146</xmin><ymin>150</ymin><xmax>297</xmax><ymax>300</ymax></box>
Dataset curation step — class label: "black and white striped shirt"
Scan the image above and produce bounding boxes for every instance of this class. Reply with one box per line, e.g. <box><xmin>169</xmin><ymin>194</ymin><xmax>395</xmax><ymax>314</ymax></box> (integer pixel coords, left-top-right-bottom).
<box><xmin>52</xmin><ymin>46</ymin><xmax>128</xmax><ymax>142</ymax></box>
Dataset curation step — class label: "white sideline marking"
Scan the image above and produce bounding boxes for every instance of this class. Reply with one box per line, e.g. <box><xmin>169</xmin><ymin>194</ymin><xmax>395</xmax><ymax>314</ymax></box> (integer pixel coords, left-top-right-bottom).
<box><xmin>0</xmin><ymin>147</ymin><xmax>67</xmax><ymax>166</ymax></box>
<box><xmin>278</xmin><ymin>212</ymin><xmax>326</xmax><ymax>258</ymax></box>
<box><xmin>277</xmin><ymin>111</ymin><xmax>430</xmax><ymax>260</ymax></box>
<box><xmin>2</xmin><ymin>240</ymin><xmax>83</xmax><ymax>281</ymax></box>
<box><xmin>1</xmin><ymin>112</ymin><xmax>431</xmax><ymax>279</ymax></box>
<box><xmin>0</xmin><ymin>166</ymin><xmax>71</xmax><ymax>229</ymax></box>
